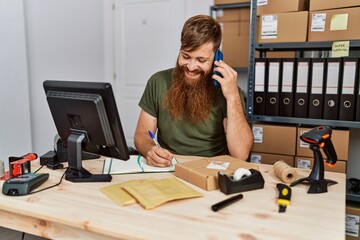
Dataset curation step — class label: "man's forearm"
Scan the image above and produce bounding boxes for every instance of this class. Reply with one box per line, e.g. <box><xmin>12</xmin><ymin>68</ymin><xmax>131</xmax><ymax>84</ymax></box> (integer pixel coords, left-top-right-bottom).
<box><xmin>226</xmin><ymin>97</ymin><xmax>254</xmax><ymax>160</ymax></box>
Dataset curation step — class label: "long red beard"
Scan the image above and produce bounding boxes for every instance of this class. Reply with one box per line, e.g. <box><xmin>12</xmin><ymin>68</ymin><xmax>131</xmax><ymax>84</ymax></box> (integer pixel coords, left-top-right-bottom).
<box><xmin>162</xmin><ymin>62</ymin><xmax>215</xmax><ymax>124</ymax></box>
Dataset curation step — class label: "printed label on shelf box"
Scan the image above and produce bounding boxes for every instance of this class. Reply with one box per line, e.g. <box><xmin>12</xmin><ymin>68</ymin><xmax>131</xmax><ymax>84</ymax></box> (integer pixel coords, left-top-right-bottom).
<box><xmin>346</xmin><ymin>214</ymin><xmax>360</xmax><ymax>237</ymax></box>
<box><xmin>261</xmin><ymin>15</ymin><xmax>277</xmax><ymax>39</ymax></box>
<box><xmin>297</xmin><ymin>159</ymin><xmax>311</xmax><ymax>169</ymax></box>
<box><xmin>216</xmin><ymin>9</ymin><xmax>224</xmax><ymax>18</ymax></box>
<box><xmin>257</xmin><ymin>0</ymin><xmax>267</xmax><ymax>6</ymax></box>
<box><xmin>300</xmin><ymin>130</ymin><xmax>310</xmax><ymax>148</ymax></box>
<box><xmin>311</xmin><ymin>13</ymin><xmax>326</xmax><ymax>32</ymax></box>
<box><xmin>253</xmin><ymin>127</ymin><xmax>263</xmax><ymax>143</ymax></box>
<box><xmin>250</xmin><ymin>154</ymin><xmax>261</xmax><ymax>163</ymax></box>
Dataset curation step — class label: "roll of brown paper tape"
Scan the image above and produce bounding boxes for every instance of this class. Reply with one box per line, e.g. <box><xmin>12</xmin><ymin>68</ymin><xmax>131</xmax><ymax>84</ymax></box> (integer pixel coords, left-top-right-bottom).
<box><xmin>273</xmin><ymin>160</ymin><xmax>298</xmax><ymax>184</ymax></box>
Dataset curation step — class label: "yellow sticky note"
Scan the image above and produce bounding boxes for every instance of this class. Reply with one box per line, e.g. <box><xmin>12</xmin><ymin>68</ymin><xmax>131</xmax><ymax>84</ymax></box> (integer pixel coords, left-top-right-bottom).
<box><xmin>332</xmin><ymin>41</ymin><xmax>350</xmax><ymax>58</ymax></box>
<box><xmin>330</xmin><ymin>14</ymin><xmax>348</xmax><ymax>31</ymax></box>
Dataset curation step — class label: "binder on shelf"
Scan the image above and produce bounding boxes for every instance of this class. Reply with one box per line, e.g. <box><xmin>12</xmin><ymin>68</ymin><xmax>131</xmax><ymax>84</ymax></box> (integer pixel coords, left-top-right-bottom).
<box><xmin>339</xmin><ymin>58</ymin><xmax>358</xmax><ymax>121</ymax></box>
<box><xmin>357</xmin><ymin>80</ymin><xmax>360</xmax><ymax>121</ymax></box>
<box><xmin>293</xmin><ymin>58</ymin><xmax>310</xmax><ymax>118</ymax></box>
<box><xmin>308</xmin><ymin>58</ymin><xmax>325</xmax><ymax>119</ymax></box>
<box><xmin>265</xmin><ymin>58</ymin><xmax>281</xmax><ymax>116</ymax></box>
<box><xmin>279</xmin><ymin>58</ymin><xmax>295</xmax><ymax>117</ymax></box>
<box><xmin>254</xmin><ymin>58</ymin><xmax>267</xmax><ymax>115</ymax></box>
<box><xmin>323</xmin><ymin>58</ymin><xmax>342</xmax><ymax>120</ymax></box>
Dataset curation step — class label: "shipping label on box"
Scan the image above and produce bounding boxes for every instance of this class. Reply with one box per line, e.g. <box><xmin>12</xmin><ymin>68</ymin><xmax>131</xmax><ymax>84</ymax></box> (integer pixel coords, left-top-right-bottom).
<box><xmin>311</xmin><ymin>13</ymin><xmax>326</xmax><ymax>32</ymax></box>
<box><xmin>296</xmin><ymin>158</ymin><xmax>311</xmax><ymax>169</ymax></box>
<box><xmin>257</xmin><ymin>0</ymin><xmax>267</xmax><ymax>6</ymax></box>
<box><xmin>253</xmin><ymin>126</ymin><xmax>263</xmax><ymax>143</ymax></box>
<box><xmin>346</xmin><ymin>214</ymin><xmax>360</xmax><ymax>238</ymax></box>
<box><xmin>175</xmin><ymin>156</ymin><xmax>259</xmax><ymax>191</ymax></box>
<box><xmin>250</xmin><ymin>154</ymin><xmax>262</xmax><ymax>163</ymax></box>
<box><xmin>261</xmin><ymin>15</ymin><xmax>278</xmax><ymax>39</ymax></box>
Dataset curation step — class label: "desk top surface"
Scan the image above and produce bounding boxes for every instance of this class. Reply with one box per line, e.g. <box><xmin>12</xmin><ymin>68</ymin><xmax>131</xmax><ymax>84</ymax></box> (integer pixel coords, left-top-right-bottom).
<box><xmin>0</xmin><ymin>156</ymin><xmax>346</xmax><ymax>240</ymax></box>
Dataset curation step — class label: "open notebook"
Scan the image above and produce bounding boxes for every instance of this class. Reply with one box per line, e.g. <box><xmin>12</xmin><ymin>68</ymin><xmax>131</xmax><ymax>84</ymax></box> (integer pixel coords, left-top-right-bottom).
<box><xmin>102</xmin><ymin>155</ymin><xmax>178</xmax><ymax>174</ymax></box>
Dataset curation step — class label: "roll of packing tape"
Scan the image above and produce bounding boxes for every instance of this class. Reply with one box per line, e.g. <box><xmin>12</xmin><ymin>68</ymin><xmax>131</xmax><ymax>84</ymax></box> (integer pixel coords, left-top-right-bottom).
<box><xmin>233</xmin><ymin>168</ymin><xmax>252</xmax><ymax>181</ymax></box>
<box><xmin>273</xmin><ymin>160</ymin><xmax>298</xmax><ymax>184</ymax></box>
<box><xmin>0</xmin><ymin>160</ymin><xmax>5</xmax><ymax>178</ymax></box>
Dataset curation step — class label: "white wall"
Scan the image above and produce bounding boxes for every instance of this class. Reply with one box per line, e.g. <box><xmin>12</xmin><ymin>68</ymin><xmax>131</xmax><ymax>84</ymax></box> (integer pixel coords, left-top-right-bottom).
<box><xmin>24</xmin><ymin>0</ymin><xmax>107</xmax><ymax>156</ymax></box>
<box><xmin>0</xmin><ymin>0</ymin><xmax>32</xmax><ymax>164</ymax></box>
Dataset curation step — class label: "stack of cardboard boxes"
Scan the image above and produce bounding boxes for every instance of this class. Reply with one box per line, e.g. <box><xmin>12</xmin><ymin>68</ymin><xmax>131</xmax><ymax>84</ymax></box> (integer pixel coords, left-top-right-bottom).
<box><xmin>214</xmin><ymin>0</ymin><xmax>360</xmax><ymax>67</ymax></box>
<box><xmin>250</xmin><ymin>123</ymin><xmax>349</xmax><ymax>174</ymax></box>
<box><xmin>308</xmin><ymin>0</ymin><xmax>360</xmax><ymax>42</ymax></box>
<box><xmin>256</xmin><ymin>0</ymin><xmax>360</xmax><ymax>43</ymax></box>
<box><xmin>214</xmin><ymin>0</ymin><xmax>295</xmax><ymax>68</ymax></box>
<box><xmin>257</xmin><ymin>0</ymin><xmax>308</xmax><ymax>43</ymax></box>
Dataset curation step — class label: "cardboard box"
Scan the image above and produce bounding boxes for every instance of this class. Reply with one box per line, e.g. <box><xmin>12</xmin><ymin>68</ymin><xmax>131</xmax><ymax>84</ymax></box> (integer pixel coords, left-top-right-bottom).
<box><xmin>295</xmin><ymin>156</ymin><xmax>347</xmax><ymax>173</ymax></box>
<box><xmin>310</xmin><ymin>0</ymin><xmax>360</xmax><ymax>11</ymax></box>
<box><xmin>216</xmin><ymin>8</ymin><xmax>250</xmax><ymax>67</ymax></box>
<box><xmin>252</xmin><ymin>124</ymin><xmax>297</xmax><ymax>155</ymax></box>
<box><xmin>257</xmin><ymin>11</ymin><xmax>308</xmax><ymax>43</ymax></box>
<box><xmin>346</xmin><ymin>201</ymin><xmax>360</xmax><ymax>240</ymax></box>
<box><xmin>216</xmin><ymin>8</ymin><xmax>296</xmax><ymax>67</ymax></box>
<box><xmin>174</xmin><ymin>155</ymin><xmax>259</xmax><ymax>191</ymax></box>
<box><xmin>250</xmin><ymin>152</ymin><xmax>294</xmax><ymax>166</ymax></box>
<box><xmin>215</xmin><ymin>0</ymin><xmax>249</xmax><ymax>5</ymax></box>
<box><xmin>257</xmin><ymin>0</ymin><xmax>309</xmax><ymax>15</ymax></box>
<box><xmin>296</xmin><ymin>127</ymin><xmax>350</xmax><ymax>160</ymax></box>
<box><xmin>308</xmin><ymin>7</ymin><xmax>360</xmax><ymax>42</ymax></box>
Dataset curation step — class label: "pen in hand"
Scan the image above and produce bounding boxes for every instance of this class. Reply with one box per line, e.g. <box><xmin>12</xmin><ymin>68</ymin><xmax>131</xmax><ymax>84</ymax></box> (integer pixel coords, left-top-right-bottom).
<box><xmin>147</xmin><ymin>130</ymin><xmax>175</xmax><ymax>166</ymax></box>
<box><xmin>148</xmin><ymin>130</ymin><xmax>162</xmax><ymax>148</ymax></box>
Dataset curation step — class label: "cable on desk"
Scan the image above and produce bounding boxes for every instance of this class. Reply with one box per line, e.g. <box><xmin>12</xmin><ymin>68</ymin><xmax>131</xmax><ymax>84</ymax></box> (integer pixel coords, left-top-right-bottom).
<box><xmin>29</xmin><ymin>167</ymin><xmax>68</xmax><ymax>194</ymax></box>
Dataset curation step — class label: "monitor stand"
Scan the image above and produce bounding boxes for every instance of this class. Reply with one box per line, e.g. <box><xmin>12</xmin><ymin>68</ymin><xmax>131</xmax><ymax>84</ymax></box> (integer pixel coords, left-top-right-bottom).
<box><xmin>65</xmin><ymin>132</ymin><xmax>112</xmax><ymax>183</ymax></box>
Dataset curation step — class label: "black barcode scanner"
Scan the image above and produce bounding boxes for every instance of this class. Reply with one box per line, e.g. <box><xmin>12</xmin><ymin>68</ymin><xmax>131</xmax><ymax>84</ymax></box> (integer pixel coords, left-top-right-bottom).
<box><xmin>290</xmin><ymin>126</ymin><xmax>338</xmax><ymax>193</ymax></box>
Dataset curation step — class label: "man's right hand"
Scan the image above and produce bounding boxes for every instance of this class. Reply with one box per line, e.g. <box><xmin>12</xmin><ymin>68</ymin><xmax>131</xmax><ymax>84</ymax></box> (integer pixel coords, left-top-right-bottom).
<box><xmin>146</xmin><ymin>146</ymin><xmax>174</xmax><ymax>167</ymax></box>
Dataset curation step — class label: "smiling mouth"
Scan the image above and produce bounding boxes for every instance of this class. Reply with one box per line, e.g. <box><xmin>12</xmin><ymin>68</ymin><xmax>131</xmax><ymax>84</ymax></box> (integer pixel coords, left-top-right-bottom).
<box><xmin>185</xmin><ymin>70</ymin><xmax>201</xmax><ymax>78</ymax></box>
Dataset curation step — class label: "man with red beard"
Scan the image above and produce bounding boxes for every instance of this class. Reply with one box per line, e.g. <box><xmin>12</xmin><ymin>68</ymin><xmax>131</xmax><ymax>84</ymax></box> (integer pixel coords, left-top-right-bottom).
<box><xmin>134</xmin><ymin>15</ymin><xmax>253</xmax><ymax>167</ymax></box>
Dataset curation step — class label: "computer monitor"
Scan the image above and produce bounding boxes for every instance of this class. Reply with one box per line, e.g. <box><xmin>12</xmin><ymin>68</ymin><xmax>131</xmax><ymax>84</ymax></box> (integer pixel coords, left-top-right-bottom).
<box><xmin>43</xmin><ymin>80</ymin><xmax>129</xmax><ymax>182</ymax></box>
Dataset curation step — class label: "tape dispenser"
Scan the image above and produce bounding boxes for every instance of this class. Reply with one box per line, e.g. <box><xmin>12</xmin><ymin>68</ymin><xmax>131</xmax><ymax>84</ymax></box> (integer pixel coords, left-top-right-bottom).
<box><xmin>218</xmin><ymin>168</ymin><xmax>265</xmax><ymax>194</ymax></box>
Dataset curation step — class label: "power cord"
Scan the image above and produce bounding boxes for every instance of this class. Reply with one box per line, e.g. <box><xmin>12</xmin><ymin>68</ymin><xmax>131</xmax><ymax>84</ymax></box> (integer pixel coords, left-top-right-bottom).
<box><xmin>28</xmin><ymin>166</ymin><xmax>68</xmax><ymax>195</ymax></box>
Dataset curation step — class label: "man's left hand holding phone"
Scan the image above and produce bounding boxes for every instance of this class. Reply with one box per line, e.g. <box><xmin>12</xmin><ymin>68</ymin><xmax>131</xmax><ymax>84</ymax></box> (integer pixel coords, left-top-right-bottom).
<box><xmin>212</xmin><ymin>50</ymin><xmax>239</xmax><ymax>99</ymax></box>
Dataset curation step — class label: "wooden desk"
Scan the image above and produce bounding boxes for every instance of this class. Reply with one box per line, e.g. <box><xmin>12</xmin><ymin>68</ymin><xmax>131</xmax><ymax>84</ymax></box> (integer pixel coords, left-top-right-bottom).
<box><xmin>0</xmin><ymin>156</ymin><xmax>346</xmax><ymax>240</ymax></box>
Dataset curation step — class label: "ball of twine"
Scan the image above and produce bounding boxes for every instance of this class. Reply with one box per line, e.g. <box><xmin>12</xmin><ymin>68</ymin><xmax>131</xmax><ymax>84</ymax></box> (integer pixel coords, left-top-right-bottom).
<box><xmin>273</xmin><ymin>160</ymin><xmax>298</xmax><ymax>184</ymax></box>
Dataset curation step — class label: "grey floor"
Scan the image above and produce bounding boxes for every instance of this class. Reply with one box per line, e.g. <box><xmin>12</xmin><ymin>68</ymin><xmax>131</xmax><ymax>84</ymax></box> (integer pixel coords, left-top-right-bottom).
<box><xmin>0</xmin><ymin>227</ymin><xmax>48</xmax><ymax>240</ymax></box>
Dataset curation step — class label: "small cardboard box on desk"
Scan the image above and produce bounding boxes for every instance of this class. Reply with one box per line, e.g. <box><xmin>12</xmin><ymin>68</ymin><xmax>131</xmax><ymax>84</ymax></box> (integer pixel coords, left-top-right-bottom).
<box><xmin>175</xmin><ymin>155</ymin><xmax>258</xmax><ymax>191</ymax></box>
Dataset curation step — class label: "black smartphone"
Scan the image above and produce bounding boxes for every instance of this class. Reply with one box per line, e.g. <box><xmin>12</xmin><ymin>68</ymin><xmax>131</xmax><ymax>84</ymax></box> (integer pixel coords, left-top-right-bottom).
<box><xmin>213</xmin><ymin>49</ymin><xmax>224</xmax><ymax>88</ymax></box>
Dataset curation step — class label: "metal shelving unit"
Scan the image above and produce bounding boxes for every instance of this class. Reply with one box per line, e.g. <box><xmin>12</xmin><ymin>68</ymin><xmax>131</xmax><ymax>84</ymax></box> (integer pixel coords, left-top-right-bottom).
<box><xmin>210</xmin><ymin>2</ymin><xmax>250</xmax><ymax>13</ymax></box>
<box><xmin>246</xmin><ymin>0</ymin><xmax>360</xmax><ymax>129</ymax></box>
<box><xmin>210</xmin><ymin>3</ymin><xmax>251</xmax><ymax>76</ymax></box>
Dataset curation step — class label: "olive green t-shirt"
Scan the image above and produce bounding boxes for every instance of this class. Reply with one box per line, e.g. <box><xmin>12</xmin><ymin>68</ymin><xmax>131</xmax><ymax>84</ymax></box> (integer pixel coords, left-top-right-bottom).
<box><xmin>139</xmin><ymin>68</ymin><xmax>244</xmax><ymax>157</ymax></box>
